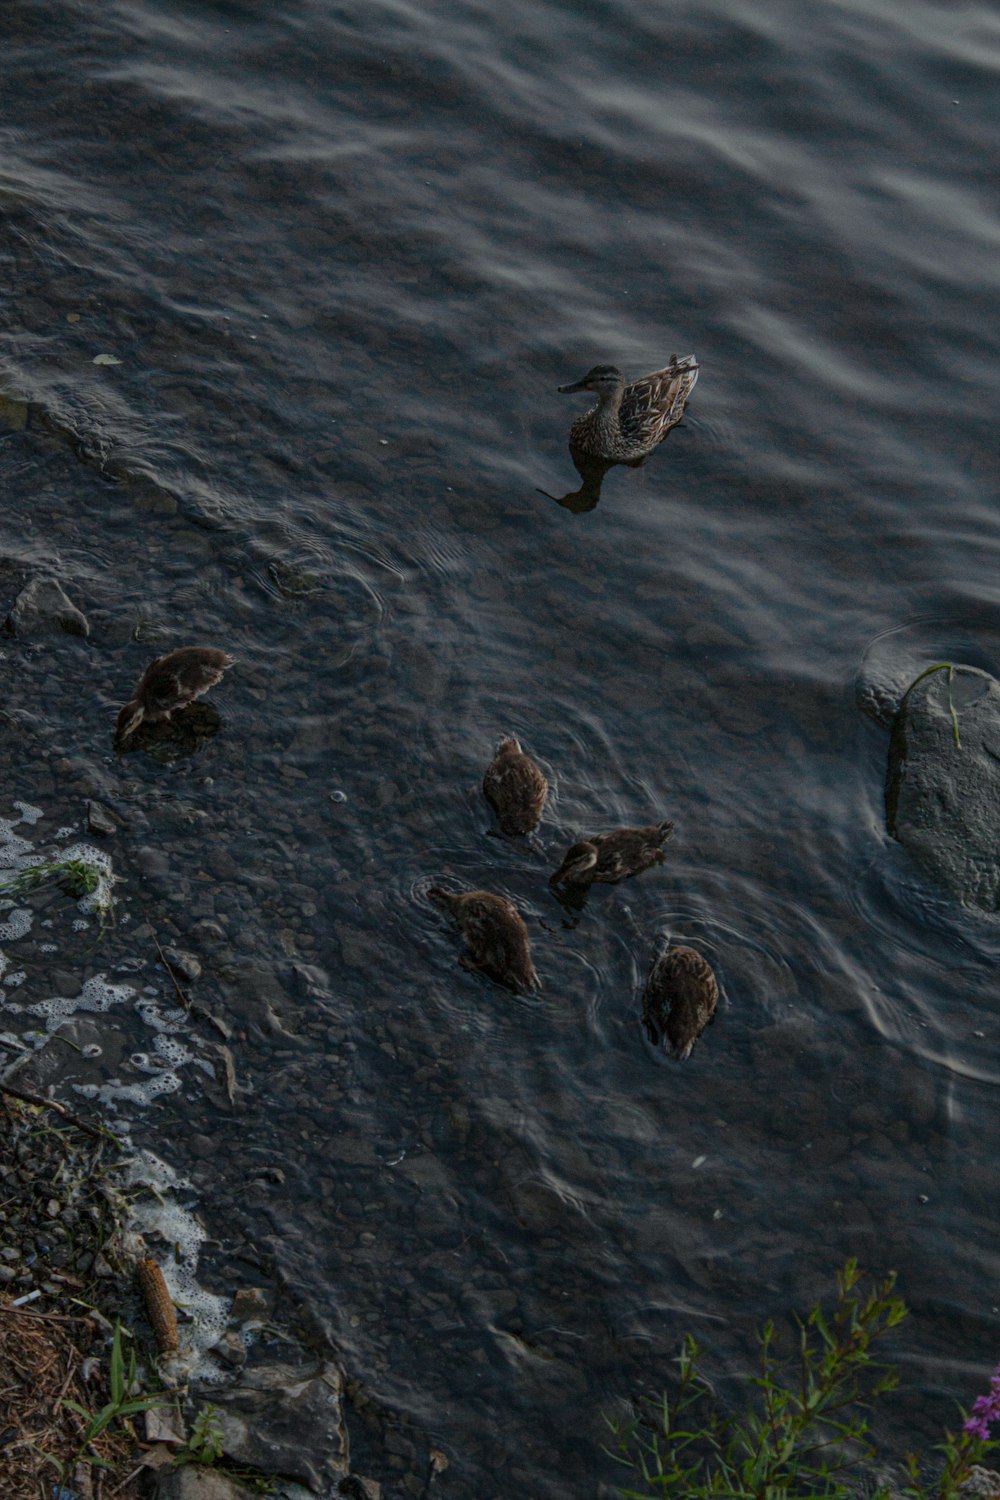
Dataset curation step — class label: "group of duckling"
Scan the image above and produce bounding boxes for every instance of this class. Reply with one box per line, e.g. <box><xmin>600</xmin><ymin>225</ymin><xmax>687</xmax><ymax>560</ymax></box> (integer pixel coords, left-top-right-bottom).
<box><xmin>111</xmin><ymin>358</ymin><xmax>713</xmax><ymax>1056</ymax></box>
<box><xmin>428</xmin><ymin>735</ymin><xmax>719</xmax><ymax>1062</ymax></box>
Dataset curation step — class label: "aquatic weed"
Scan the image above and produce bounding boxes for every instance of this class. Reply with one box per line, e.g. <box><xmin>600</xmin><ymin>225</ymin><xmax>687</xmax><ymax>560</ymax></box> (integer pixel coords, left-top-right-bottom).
<box><xmin>906</xmin><ymin>662</ymin><xmax>962</xmax><ymax>750</ymax></box>
<box><xmin>0</xmin><ymin>852</ymin><xmax>118</xmax><ymax>926</ymax></box>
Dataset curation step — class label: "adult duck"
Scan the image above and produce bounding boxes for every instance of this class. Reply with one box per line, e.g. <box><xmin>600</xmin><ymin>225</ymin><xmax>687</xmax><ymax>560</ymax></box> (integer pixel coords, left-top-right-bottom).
<box><xmin>558</xmin><ymin>355</ymin><xmax>699</xmax><ymax>462</ymax></box>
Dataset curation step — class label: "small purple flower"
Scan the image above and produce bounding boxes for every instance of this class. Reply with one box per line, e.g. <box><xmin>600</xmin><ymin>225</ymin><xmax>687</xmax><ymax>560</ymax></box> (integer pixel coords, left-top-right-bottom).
<box><xmin>964</xmin><ymin>1364</ymin><xmax>1000</xmax><ymax>1440</ymax></box>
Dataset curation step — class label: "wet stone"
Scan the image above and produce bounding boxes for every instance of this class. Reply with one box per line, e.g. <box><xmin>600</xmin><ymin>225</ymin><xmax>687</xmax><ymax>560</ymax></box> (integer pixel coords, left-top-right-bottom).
<box><xmin>203</xmin><ymin>1360</ymin><xmax>349</xmax><ymax>1492</ymax></box>
<box><xmin>887</xmin><ymin>665</ymin><xmax>1000</xmax><ymax>913</ymax></box>
<box><xmin>211</xmin><ymin>1329</ymin><xmax>247</xmax><ymax>1368</ymax></box>
<box><xmin>138</xmin><ymin>847</ymin><xmax>170</xmax><ymax>879</ymax></box>
<box><xmin>4</xmin><ymin>575</ymin><xmax>90</xmax><ymax>637</ymax></box>
<box><xmin>230</xmin><ymin>1285</ymin><xmax>272</xmax><ymax>1324</ymax></box>
<box><xmin>0</xmin><ymin>391</ymin><xmax>29</xmax><ymax>430</ymax></box>
<box><xmin>162</xmin><ymin>946</ymin><xmax>202</xmax><ymax>983</ymax></box>
<box><xmin>153</xmin><ymin>1469</ymin><xmax>260</xmax><ymax>1500</ymax></box>
<box><xmin>86</xmin><ymin>800</ymin><xmax>119</xmax><ymax>837</ymax></box>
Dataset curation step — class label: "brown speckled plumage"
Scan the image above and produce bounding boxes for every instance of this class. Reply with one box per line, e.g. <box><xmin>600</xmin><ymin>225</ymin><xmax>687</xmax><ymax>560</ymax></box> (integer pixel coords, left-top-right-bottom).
<box><xmin>558</xmin><ymin>356</ymin><xmax>699</xmax><ymax>462</ymax></box>
<box><xmin>428</xmin><ymin>886</ymin><xmax>539</xmax><ymax>992</ymax></box>
<box><xmin>550</xmin><ymin>820</ymin><xmax>674</xmax><ymax>891</ymax></box>
<box><xmin>642</xmin><ymin>944</ymin><xmax>719</xmax><ymax>1060</ymax></box>
<box><xmin>115</xmin><ymin>646</ymin><xmax>234</xmax><ymax>742</ymax></box>
<box><xmin>483</xmin><ymin>736</ymin><xmax>548</xmax><ymax>835</ymax></box>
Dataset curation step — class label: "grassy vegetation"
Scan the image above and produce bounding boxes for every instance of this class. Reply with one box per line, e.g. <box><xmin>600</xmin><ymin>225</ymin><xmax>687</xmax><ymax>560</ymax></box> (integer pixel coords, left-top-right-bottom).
<box><xmin>0</xmin><ymin>852</ymin><xmax>117</xmax><ymax>924</ymax></box>
<box><xmin>606</xmin><ymin>1261</ymin><xmax>998</xmax><ymax>1500</ymax></box>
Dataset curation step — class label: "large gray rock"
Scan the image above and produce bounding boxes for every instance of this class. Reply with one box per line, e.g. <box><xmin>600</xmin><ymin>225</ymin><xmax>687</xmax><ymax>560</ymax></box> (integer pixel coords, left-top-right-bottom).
<box><xmin>887</xmin><ymin>664</ymin><xmax>1000</xmax><ymax>912</ymax></box>
<box><xmin>5</xmin><ymin>576</ymin><xmax>89</xmax><ymax>637</ymax></box>
<box><xmin>204</xmin><ymin>1361</ymin><xmax>349</xmax><ymax>1492</ymax></box>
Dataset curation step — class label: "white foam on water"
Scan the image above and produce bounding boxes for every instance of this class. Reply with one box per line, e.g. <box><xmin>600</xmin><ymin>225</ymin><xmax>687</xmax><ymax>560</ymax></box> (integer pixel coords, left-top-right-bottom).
<box><xmin>0</xmin><ymin>801</ymin><xmax>226</xmax><ymax>1379</ymax></box>
<box><xmin>136</xmin><ymin>1000</ymin><xmax>188</xmax><ymax>1033</ymax></box>
<box><xmin>57</xmin><ymin>842</ymin><xmax>118</xmax><ymax>919</ymax></box>
<box><xmin>117</xmin><ymin>1148</ymin><xmax>230</xmax><ymax>1379</ymax></box>
<box><xmin>0</xmin><ymin>908</ymin><xmax>32</xmax><ymax>942</ymax></box>
<box><xmin>82</xmin><ymin>1072</ymin><xmax>183</xmax><ymax>1108</ymax></box>
<box><xmin>129</xmin><ymin>1053</ymin><xmax>172</xmax><ymax>1073</ymax></box>
<box><xmin>154</xmin><ymin>1034</ymin><xmax>191</xmax><ymax>1068</ymax></box>
<box><xmin>0</xmin><ymin>811</ymin><xmax>36</xmax><ymax>872</ymax></box>
<box><xmin>28</xmin><ymin>973</ymin><xmax>136</xmax><ymax>1031</ymax></box>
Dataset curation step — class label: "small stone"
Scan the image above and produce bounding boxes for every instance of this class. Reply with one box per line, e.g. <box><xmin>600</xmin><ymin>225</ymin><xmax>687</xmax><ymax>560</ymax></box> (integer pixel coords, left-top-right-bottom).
<box><xmin>230</xmin><ymin>1286</ymin><xmax>272</xmax><ymax>1324</ymax></box>
<box><xmin>87</xmin><ymin>801</ymin><xmax>118</xmax><ymax>837</ymax></box>
<box><xmin>190</xmin><ymin>919</ymin><xmax>227</xmax><ymax>943</ymax></box>
<box><xmin>162</xmin><ymin>947</ymin><xmax>202</xmax><ymax>983</ymax></box>
<box><xmin>211</xmin><ymin>1330</ymin><xmax>247</xmax><ymax>1368</ymax></box>
<box><xmin>93</xmin><ymin>1252</ymin><xmax>113</xmax><ymax>1278</ymax></box>
<box><xmin>0</xmin><ymin>1266</ymin><xmax>15</xmax><ymax>1284</ymax></box>
<box><xmin>47</xmin><ymin>1199</ymin><xmax>61</xmax><ymax>1218</ymax></box>
<box><xmin>138</xmin><ymin>847</ymin><xmax>170</xmax><ymax>879</ymax></box>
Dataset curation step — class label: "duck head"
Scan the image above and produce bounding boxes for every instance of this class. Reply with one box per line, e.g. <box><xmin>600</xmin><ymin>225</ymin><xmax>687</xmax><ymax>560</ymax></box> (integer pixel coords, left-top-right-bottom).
<box><xmin>558</xmin><ymin>364</ymin><xmax>625</xmax><ymax>396</ymax></box>
<box><xmin>549</xmin><ymin>838</ymin><xmax>599</xmax><ymax>886</ymax></box>
<box><xmin>114</xmin><ymin>700</ymin><xmax>145</xmax><ymax>742</ymax></box>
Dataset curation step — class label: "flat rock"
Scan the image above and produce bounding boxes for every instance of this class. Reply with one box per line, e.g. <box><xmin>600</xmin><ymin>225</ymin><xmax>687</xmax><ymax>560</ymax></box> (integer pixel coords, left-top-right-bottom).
<box><xmin>5</xmin><ymin>576</ymin><xmax>89</xmax><ymax>637</ymax></box>
<box><xmin>205</xmin><ymin>1361</ymin><xmax>349</xmax><ymax>1492</ymax></box>
<box><xmin>887</xmin><ymin>665</ymin><xmax>1000</xmax><ymax>913</ymax></box>
<box><xmin>154</xmin><ymin>1468</ymin><xmax>258</xmax><ymax>1500</ymax></box>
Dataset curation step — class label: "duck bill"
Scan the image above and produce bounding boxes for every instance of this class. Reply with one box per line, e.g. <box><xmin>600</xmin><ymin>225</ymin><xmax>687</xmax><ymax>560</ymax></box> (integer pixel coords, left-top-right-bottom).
<box><xmin>557</xmin><ymin>380</ymin><xmax>588</xmax><ymax>394</ymax></box>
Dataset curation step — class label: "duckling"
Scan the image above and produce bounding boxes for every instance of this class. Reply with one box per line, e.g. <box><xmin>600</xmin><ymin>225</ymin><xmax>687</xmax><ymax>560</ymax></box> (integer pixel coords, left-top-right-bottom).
<box><xmin>483</xmin><ymin>736</ymin><xmax>548</xmax><ymax>835</ymax></box>
<box><xmin>549</xmin><ymin>820</ymin><xmax>674</xmax><ymax>891</ymax></box>
<box><xmin>428</xmin><ymin>886</ymin><xmax>539</xmax><ymax>991</ymax></box>
<box><xmin>558</xmin><ymin>356</ymin><xmax>699</xmax><ymax>462</ymax></box>
<box><xmin>115</xmin><ymin>647</ymin><xmax>234</xmax><ymax>742</ymax></box>
<box><xmin>642</xmin><ymin>944</ymin><xmax>719</xmax><ymax>1060</ymax></box>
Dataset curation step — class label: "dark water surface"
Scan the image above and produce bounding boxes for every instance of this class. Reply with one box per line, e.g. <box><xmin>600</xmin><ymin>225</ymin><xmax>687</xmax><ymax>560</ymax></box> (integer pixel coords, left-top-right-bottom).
<box><xmin>2</xmin><ymin>0</ymin><xmax>999</xmax><ymax>1493</ymax></box>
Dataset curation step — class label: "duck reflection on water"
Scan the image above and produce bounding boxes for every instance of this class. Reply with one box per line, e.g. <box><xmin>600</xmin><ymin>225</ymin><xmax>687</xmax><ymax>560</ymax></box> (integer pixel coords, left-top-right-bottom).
<box><xmin>536</xmin><ymin>450</ymin><xmax>629</xmax><ymax>513</ymax></box>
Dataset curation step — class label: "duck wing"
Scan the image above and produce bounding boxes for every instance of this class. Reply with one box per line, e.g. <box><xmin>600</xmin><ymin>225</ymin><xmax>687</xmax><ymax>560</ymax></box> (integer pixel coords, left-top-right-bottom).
<box><xmin>620</xmin><ymin>356</ymin><xmax>699</xmax><ymax>443</ymax></box>
<box><xmin>141</xmin><ymin>652</ymin><xmax>231</xmax><ymax>712</ymax></box>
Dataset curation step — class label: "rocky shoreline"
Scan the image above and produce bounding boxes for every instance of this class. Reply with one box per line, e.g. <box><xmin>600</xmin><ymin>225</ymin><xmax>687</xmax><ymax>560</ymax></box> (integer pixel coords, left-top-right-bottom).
<box><xmin>0</xmin><ymin>1086</ymin><xmax>381</xmax><ymax>1500</ymax></box>
<box><xmin>0</xmin><ymin>596</ymin><xmax>385</xmax><ymax>1500</ymax></box>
